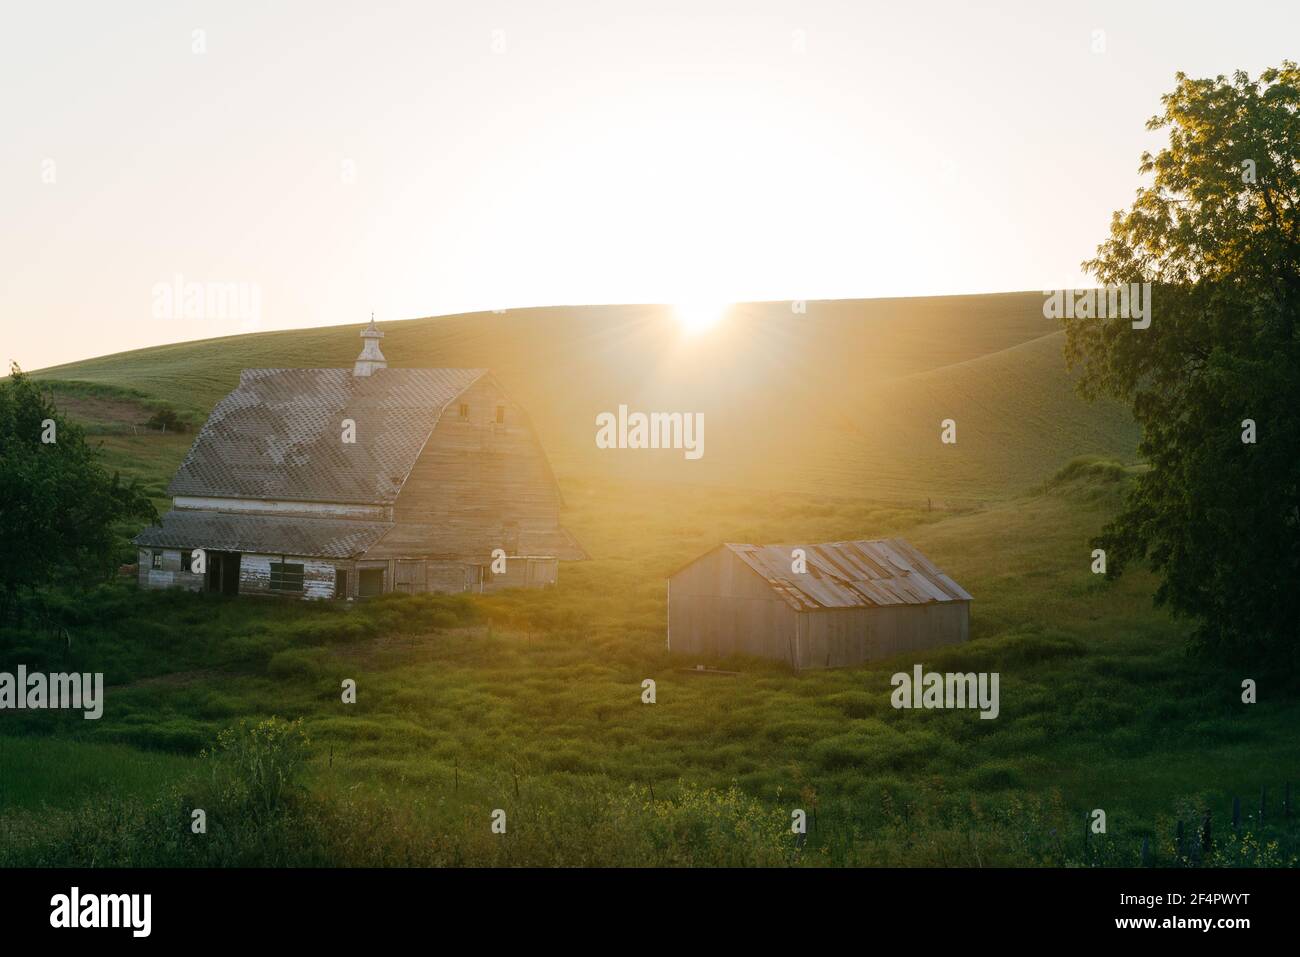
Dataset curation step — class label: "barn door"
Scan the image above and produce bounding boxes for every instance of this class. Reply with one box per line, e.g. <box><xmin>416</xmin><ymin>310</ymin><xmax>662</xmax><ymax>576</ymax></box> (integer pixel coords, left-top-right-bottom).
<box><xmin>358</xmin><ymin>567</ymin><xmax>385</xmax><ymax>598</ymax></box>
<box><xmin>221</xmin><ymin>553</ymin><xmax>241</xmax><ymax>596</ymax></box>
<box><xmin>206</xmin><ymin>551</ymin><xmax>241</xmax><ymax>596</ymax></box>
<box><xmin>395</xmin><ymin>561</ymin><xmax>426</xmax><ymax>594</ymax></box>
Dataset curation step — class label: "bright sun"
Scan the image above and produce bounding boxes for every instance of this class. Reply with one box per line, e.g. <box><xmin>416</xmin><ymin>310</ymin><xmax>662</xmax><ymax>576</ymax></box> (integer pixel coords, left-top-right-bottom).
<box><xmin>674</xmin><ymin>301</ymin><xmax>729</xmax><ymax>335</ymax></box>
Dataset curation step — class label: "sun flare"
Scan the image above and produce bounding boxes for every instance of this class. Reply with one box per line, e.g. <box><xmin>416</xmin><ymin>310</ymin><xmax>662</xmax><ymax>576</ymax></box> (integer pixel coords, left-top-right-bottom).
<box><xmin>673</xmin><ymin>301</ymin><xmax>729</xmax><ymax>335</ymax></box>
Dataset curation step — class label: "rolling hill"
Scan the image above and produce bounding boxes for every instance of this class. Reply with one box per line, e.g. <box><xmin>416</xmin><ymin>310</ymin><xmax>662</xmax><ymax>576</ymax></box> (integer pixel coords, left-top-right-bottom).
<box><xmin>13</xmin><ymin>292</ymin><xmax>1300</xmax><ymax>871</ymax></box>
<box><xmin>31</xmin><ymin>291</ymin><xmax>1139</xmax><ymax>503</ymax></box>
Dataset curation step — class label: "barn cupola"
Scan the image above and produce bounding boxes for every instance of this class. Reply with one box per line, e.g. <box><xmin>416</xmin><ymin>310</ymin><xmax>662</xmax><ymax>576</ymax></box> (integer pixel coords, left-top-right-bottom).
<box><xmin>353</xmin><ymin>314</ymin><xmax>388</xmax><ymax>377</ymax></box>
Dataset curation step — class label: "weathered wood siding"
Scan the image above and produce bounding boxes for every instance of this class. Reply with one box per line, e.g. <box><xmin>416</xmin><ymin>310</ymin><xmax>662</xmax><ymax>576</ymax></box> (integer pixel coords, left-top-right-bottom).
<box><xmin>428</xmin><ymin>561</ymin><xmax>477</xmax><ymax>593</ymax></box>
<box><xmin>668</xmin><ymin>547</ymin><xmax>799</xmax><ymax>663</ymax></box>
<box><xmin>239</xmin><ymin>554</ymin><xmax>336</xmax><ymax>600</ymax></box>
<box><xmin>370</xmin><ymin>376</ymin><xmax>564</xmax><ymax>560</ymax></box>
<box><xmin>136</xmin><ymin>547</ymin><xmax>205</xmax><ymax>592</ymax></box>
<box><xmin>481</xmin><ymin>556</ymin><xmax>558</xmax><ymax>591</ymax></box>
<box><xmin>341</xmin><ymin>557</ymin><xmax>556</xmax><ymax>596</ymax></box>
<box><xmin>394</xmin><ymin>559</ymin><xmax>426</xmax><ymax>593</ymax></box>
<box><xmin>668</xmin><ymin>548</ymin><xmax>970</xmax><ymax>669</ymax></box>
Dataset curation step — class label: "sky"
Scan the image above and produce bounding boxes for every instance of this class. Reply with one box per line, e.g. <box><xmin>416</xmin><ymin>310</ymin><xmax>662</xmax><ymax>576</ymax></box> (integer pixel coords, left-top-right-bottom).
<box><xmin>2</xmin><ymin>0</ymin><xmax>1296</xmax><ymax>370</ymax></box>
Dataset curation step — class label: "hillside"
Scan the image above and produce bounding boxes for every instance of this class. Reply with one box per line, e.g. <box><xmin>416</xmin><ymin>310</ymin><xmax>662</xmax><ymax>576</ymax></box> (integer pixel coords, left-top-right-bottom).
<box><xmin>32</xmin><ymin>291</ymin><xmax>1139</xmax><ymax>503</ymax></box>
<box><xmin>12</xmin><ymin>294</ymin><xmax>1299</xmax><ymax>870</ymax></box>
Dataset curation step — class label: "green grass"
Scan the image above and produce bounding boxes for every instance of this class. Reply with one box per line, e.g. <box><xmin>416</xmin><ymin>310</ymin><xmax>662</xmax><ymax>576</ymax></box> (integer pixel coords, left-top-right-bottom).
<box><xmin>0</xmin><ymin>735</ymin><xmax>196</xmax><ymax>811</ymax></box>
<box><xmin>2</xmin><ymin>293</ymin><xmax>1290</xmax><ymax>866</ymax></box>
<box><xmin>3</xmin><ymin>471</ymin><xmax>1297</xmax><ymax>866</ymax></box>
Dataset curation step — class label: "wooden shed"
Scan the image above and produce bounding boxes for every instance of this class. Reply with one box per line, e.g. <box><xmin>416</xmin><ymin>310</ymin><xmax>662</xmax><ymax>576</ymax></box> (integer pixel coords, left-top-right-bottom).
<box><xmin>668</xmin><ymin>539</ymin><xmax>971</xmax><ymax>670</ymax></box>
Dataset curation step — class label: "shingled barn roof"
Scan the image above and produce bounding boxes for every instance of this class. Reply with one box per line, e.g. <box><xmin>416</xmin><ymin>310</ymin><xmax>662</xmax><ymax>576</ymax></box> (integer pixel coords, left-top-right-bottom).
<box><xmin>134</xmin><ymin>509</ymin><xmax>392</xmax><ymax>559</ymax></box>
<box><xmin>167</xmin><ymin>367</ymin><xmax>486</xmax><ymax>504</ymax></box>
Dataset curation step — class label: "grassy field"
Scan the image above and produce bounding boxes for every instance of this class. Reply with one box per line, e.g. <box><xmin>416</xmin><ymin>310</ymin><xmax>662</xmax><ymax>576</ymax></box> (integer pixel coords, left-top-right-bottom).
<box><xmin>3</xmin><ymin>295</ymin><xmax>1294</xmax><ymax>866</ymax></box>
<box><xmin>2</xmin><ymin>464</ymin><xmax>1297</xmax><ymax>866</ymax></box>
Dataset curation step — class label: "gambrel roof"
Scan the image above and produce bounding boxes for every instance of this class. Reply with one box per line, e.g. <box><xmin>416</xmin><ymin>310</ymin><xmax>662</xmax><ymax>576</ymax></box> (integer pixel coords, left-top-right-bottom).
<box><xmin>167</xmin><ymin>367</ymin><xmax>486</xmax><ymax>505</ymax></box>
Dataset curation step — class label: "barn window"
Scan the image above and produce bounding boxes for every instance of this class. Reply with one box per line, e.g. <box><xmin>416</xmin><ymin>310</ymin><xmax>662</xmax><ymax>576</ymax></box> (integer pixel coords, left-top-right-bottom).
<box><xmin>270</xmin><ymin>562</ymin><xmax>305</xmax><ymax>592</ymax></box>
<box><xmin>495</xmin><ymin>405</ymin><xmax>506</xmax><ymax>425</ymax></box>
<box><xmin>151</xmin><ymin>551</ymin><xmax>163</xmax><ymax>569</ymax></box>
<box><xmin>181</xmin><ymin>549</ymin><xmax>193</xmax><ymax>572</ymax></box>
<box><xmin>458</xmin><ymin>402</ymin><xmax>469</xmax><ymax>419</ymax></box>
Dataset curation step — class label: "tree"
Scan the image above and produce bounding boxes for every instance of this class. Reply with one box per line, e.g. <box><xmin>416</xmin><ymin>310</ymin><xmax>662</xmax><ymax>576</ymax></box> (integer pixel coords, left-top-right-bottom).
<box><xmin>1065</xmin><ymin>63</ymin><xmax>1300</xmax><ymax>665</ymax></box>
<box><xmin>0</xmin><ymin>364</ymin><xmax>157</xmax><ymax>614</ymax></box>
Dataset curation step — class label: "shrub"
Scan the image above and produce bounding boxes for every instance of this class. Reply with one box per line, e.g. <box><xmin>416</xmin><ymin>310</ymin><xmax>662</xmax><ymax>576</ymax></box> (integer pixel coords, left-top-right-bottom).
<box><xmin>200</xmin><ymin>717</ymin><xmax>310</xmax><ymax>822</ymax></box>
<box><xmin>143</xmin><ymin>406</ymin><xmax>188</xmax><ymax>432</ymax></box>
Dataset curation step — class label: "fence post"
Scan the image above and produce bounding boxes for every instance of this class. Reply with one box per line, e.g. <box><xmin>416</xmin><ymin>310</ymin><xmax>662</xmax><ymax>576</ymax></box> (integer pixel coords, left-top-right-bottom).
<box><xmin>1200</xmin><ymin>809</ymin><xmax>1213</xmax><ymax>859</ymax></box>
<box><xmin>1140</xmin><ymin>836</ymin><xmax>1150</xmax><ymax>867</ymax></box>
<box><xmin>1175</xmin><ymin>819</ymin><xmax>1185</xmax><ymax>861</ymax></box>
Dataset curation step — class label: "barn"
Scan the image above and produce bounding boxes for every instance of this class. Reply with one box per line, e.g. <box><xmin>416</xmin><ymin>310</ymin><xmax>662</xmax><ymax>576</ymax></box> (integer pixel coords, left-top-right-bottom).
<box><xmin>667</xmin><ymin>539</ymin><xmax>971</xmax><ymax>670</ymax></box>
<box><xmin>133</xmin><ymin>318</ymin><xmax>585</xmax><ymax>599</ymax></box>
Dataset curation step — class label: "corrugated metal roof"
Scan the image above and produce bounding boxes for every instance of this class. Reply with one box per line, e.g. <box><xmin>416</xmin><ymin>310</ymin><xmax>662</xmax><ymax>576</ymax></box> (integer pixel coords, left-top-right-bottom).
<box><xmin>167</xmin><ymin>367</ymin><xmax>486</xmax><ymax>504</ymax></box>
<box><xmin>721</xmin><ymin>538</ymin><xmax>972</xmax><ymax>612</ymax></box>
<box><xmin>133</xmin><ymin>509</ymin><xmax>392</xmax><ymax>559</ymax></box>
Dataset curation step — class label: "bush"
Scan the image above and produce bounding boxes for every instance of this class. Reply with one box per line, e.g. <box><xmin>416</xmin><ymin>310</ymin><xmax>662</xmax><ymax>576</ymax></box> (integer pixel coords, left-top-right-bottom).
<box><xmin>1045</xmin><ymin>455</ymin><xmax>1127</xmax><ymax>488</ymax></box>
<box><xmin>200</xmin><ymin>717</ymin><xmax>310</xmax><ymax>822</ymax></box>
<box><xmin>143</xmin><ymin>406</ymin><xmax>188</xmax><ymax>432</ymax></box>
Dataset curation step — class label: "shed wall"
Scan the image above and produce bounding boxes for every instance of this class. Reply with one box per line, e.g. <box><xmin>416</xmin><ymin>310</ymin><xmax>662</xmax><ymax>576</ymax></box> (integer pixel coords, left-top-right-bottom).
<box><xmin>668</xmin><ymin>548</ymin><xmax>970</xmax><ymax>669</ymax></box>
<box><xmin>794</xmin><ymin>601</ymin><xmax>970</xmax><ymax>669</ymax></box>
<box><xmin>668</xmin><ymin>547</ymin><xmax>800</xmax><ymax>663</ymax></box>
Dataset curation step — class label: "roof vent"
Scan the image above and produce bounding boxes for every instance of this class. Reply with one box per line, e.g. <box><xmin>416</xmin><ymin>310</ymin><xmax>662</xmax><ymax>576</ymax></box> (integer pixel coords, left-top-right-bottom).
<box><xmin>353</xmin><ymin>314</ymin><xmax>388</xmax><ymax>377</ymax></box>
